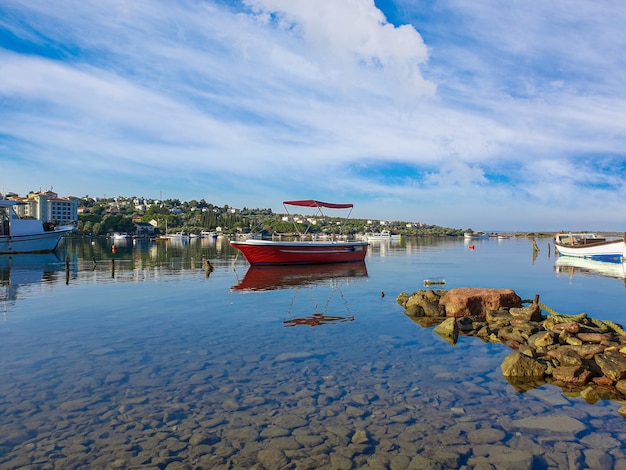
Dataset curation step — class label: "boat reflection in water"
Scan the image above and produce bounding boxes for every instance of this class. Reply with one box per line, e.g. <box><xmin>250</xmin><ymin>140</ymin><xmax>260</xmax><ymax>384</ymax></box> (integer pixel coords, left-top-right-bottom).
<box><xmin>0</xmin><ymin>253</ymin><xmax>64</xmax><ymax>303</ymax></box>
<box><xmin>231</xmin><ymin>262</ymin><xmax>367</xmax><ymax>327</ymax></box>
<box><xmin>231</xmin><ymin>261</ymin><xmax>368</xmax><ymax>292</ymax></box>
<box><xmin>554</xmin><ymin>256</ymin><xmax>626</xmax><ymax>285</ymax></box>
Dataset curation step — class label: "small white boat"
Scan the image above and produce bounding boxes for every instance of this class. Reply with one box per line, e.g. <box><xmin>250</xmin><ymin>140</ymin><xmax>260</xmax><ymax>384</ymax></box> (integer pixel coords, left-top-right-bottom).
<box><xmin>165</xmin><ymin>231</ymin><xmax>190</xmax><ymax>241</ymax></box>
<box><xmin>200</xmin><ymin>231</ymin><xmax>218</xmax><ymax>239</ymax></box>
<box><xmin>464</xmin><ymin>231</ymin><xmax>488</xmax><ymax>239</ymax></box>
<box><xmin>553</xmin><ymin>232</ymin><xmax>626</xmax><ymax>260</ymax></box>
<box><xmin>110</xmin><ymin>232</ymin><xmax>130</xmax><ymax>240</ymax></box>
<box><xmin>0</xmin><ymin>200</ymin><xmax>75</xmax><ymax>254</ymax></box>
<box><xmin>366</xmin><ymin>230</ymin><xmax>401</xmax><ymax>242</ymax></box>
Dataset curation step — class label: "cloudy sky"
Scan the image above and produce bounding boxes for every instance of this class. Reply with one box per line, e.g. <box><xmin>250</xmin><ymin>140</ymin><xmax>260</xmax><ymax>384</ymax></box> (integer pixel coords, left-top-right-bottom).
<box><xmin>1</xmin><ymin>0</ymin><xmax>625</xmax><ymax>231</ymax></box>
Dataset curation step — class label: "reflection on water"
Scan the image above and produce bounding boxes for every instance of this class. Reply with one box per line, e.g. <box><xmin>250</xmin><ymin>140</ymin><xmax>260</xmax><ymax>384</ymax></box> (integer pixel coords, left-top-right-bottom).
<box><xmin>1</xmin><ymin>237</ymin><xmax>626</xmax><ymax>468</ymax></box>
<box><xmin>555</xmin><ymin>255</ymin><xmax>626</xmax><ymax>286</ymax></box>
<box><xmin>0</xmin><ymin>253</ymin><xmax>64</xmax><ymax>302</ymax></box>
<box><xmin>232</xmin><ymin>263</ymin><xmax>367</xmax><ymax>329</ymax></box>
<box><xmin>283</xmin><ymin>312</ymin><xmax>355</xmax><ymax>327</ymax></box>
<box><xmin>231</xmin><ymin>262</ymin><xmax>368</xmax><ymax>291</ymax></box>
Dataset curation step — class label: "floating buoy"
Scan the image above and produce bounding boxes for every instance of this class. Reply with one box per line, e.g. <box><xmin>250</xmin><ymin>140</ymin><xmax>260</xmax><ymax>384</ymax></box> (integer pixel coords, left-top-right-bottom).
<box><xmin>469</xmin><ymin>245</ymin><xmax>475</xmax><ymax>250</ymax></box>
<box><xmin>112</xmin><ymin>245</ymin><xmax>117</xmax><ymax>253</ymax></box>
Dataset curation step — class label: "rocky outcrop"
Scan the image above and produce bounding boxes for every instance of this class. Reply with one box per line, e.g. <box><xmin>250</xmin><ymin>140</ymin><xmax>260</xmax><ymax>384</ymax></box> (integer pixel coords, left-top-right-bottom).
<box><xmin>439</xmin><ymin>288</ymin><xmax>523</xmax><ymax>318</ymax></box>
<box><xmin>396</xmin><ymin>288</ymin><xmax>626</xmax><ymax>415</ymax></box>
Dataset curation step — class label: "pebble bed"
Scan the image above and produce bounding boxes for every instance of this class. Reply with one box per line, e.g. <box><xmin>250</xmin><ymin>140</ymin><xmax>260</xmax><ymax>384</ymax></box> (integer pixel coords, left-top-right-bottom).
<box><xmin>1</xmin><ymin>249</ymin><xmax>626</xmax><ymax>470</ymax></box>
<box><xmin>1</xmin><ymin>303</ymin><xmax>626</xmax><ymax>470</ymax></box>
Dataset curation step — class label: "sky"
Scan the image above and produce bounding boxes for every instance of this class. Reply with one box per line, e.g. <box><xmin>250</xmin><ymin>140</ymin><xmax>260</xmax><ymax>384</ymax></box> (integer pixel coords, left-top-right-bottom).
<box><xmin>1</xmin><ymin>0</ymin><xmax>626</xmax><ymax>231</ymax></box>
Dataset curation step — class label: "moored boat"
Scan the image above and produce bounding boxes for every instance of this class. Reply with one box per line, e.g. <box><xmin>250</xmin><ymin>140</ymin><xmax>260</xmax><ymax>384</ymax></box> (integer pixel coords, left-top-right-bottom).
<box><xmin>464</xmin><ymin>231</ymin><xmax>489</xmax><ymax>239</ymax></box>
<box><xmin>110</xmin><ymin>232</ymin><xmax>130</xmax><ymax>240</ymax></box>
<box><xmin>0</xmin><ymin>200</ymin><xmax>75</xmax><ymax>254</ymax></box>
<box><xmin>230</xmin><ymin>200</ymin><xmax>368</xmax><ymax>265</ymax></box>
<box><xmin>366</xmin><ymin>230</ymin><xmax>401</xmax><ymax>242</ymax></box>
<box><xmin>553</xmin><ymin>232</ymin><xmax>626</xmax><ymax>260</ymax></box>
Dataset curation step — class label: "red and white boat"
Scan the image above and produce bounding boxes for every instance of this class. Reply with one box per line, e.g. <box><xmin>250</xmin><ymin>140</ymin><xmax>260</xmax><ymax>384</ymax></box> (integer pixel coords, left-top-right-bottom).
<box><xmin>230</xmin><ymin>200</ymin><xmax>368</xmax><ymax>265</ymax></box>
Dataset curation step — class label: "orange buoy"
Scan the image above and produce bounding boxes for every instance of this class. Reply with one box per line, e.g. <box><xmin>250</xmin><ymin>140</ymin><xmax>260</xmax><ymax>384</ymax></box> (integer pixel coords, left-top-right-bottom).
<box><xmin>112</xmin><ymin>245</ymin><xmax>117</xmax><ymax>253</ymax></box>
<box><xmin>469</xmin><ymin>245</ymin><xmax>475</xmax><ymax>250</ymax></box>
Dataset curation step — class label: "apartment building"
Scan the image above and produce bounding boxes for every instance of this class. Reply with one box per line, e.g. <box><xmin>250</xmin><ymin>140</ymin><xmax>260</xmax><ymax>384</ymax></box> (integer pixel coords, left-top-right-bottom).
<box><xmin>11</xmin><ymin>190</ymin><xmax>79</xmax><ymax>225</ymax></box>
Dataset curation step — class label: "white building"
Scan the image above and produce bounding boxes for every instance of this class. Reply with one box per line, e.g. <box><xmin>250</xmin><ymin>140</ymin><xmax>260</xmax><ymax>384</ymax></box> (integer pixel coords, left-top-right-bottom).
<box><xmin>11</xmin><ymin>190</ymin><xmax>79</xmax><ymax>225</ymax></box>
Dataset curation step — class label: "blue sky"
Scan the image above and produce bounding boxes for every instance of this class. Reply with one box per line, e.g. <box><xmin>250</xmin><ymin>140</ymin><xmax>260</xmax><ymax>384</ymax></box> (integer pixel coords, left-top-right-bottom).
<box><xmin>1</xmin><ymin>0</ymin><xmax>626</xmax><ymax>231</ymax></box>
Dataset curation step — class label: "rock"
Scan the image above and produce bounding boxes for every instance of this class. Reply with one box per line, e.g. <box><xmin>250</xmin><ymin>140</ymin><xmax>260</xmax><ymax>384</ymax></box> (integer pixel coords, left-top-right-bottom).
<box><xmin>511</xmin><ymin>415</ymin><xmax>585</xmax><ymax>434</ymax></box>
<box><xmin>551</xmin><ymin>366</ymin><xmax>592</xmax><ymax>384</ymax></box>
<box><xmin>501</xmin><ymin>351</ymin><xmax>547</xmax><ymax>378</ymax></box>
<box><xmin>401</xmin><ymin>290</ymin><xmax>445</xmax><ymax>317</ymax></box>
<box><xmin>466</xmin><ymin>428</ymin><xmax>506</xmax><ymax>445</ymax></box>
<box><xmin>257</xmin><ymin>449</ymin><xmax>288</xmax><ymax>470</ymax></box>
<box><xmin>439</xmin><ymin>288</ymin><xmax>522</xmax><ymax>318</ymax></box>
<box><xmin>564</xmin><ymin>344</ymin><xmax>607</xmax><ymax>360</ymax></box>
<box><xmin>528</xmin><ymin>331</ymin><xmax>555</xmax><ymax>348</ymax></box>
<box><xmin>272</xmin><ymin>414</ymin><xmax>307</xmax><ymax>430</ymax></box>
<box><xmin>433</xmin><ymin>318</ymin><xmax>459</xmax><ymax>345</ymax></box>
<box><xmin>580</xmin><ymin>386</ymin><xmax>600</xmax><ymax>404</ymax></box>
<box><xmin>351</xmin><ymin>429</ymin><xmax>369</xmax><ymax>444</ymax></box>
<box><xmin>578</xmin><ymin>332</ymin><xmax>613</xmax><ymax>343</ymax></box>
<box><xmin>486</xmin><ymin>309</ymin><xmax>514</xmax><ymax>324</ymax></box>
<box><xmin>509</xmin><ymin>303</ymin><xmax>543</xmax><ymax>321</ymax></box>
<box><xmin>552</xmin><ymin>322</ymin><xmax>580</xmax><ymax>333</ymax></box>
<box><xmin>594</xmin><ymin>350</ymin><xmax>626</xmax><ymax>381</ymax></box>
<box><xmin>547</xmin><ymin>348</ymin><xmax>584</xmax><ymax>367</ymax></box>
<box><xmin>497</xmin><ymin>326</ymin><xmax>527</xmax><ymax>345</ymax></box>
<box><xmin>398</xmin><ymin>287</ymin><xmax>626</xmax><ymax>404</ymax></box>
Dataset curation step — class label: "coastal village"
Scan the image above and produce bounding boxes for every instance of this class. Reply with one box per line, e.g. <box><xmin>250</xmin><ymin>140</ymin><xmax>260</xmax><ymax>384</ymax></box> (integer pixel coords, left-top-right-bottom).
<box><xmin>1</xmin><ymin>189</ymin><xmax>466</xmax><ymax>238</ymax></box>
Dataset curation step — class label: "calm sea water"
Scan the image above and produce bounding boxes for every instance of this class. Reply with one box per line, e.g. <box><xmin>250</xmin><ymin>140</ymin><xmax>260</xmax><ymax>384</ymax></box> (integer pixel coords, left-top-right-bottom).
<box><xmin>1</xmin><ymin>236</ymin><xmax>625</xmax><ymax>469</ymax></box>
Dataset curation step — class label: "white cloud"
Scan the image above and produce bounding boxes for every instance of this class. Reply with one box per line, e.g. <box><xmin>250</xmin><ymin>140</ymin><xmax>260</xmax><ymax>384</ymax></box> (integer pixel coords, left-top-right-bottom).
<box><xmin>1</xmin><ymin>0</ymin><xmax>626</xmax><ymax>230</ymax></box>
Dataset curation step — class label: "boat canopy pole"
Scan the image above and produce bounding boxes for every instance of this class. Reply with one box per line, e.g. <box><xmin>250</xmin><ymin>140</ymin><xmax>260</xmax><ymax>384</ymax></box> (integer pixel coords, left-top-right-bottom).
<box><xmin>283</xmin><ymin>200</ymin><xmax>354</xmax><ymax>237</ymax></box>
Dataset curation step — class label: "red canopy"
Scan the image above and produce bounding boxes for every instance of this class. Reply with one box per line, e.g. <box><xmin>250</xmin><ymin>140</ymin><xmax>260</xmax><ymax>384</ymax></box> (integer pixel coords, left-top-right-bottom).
<box><xmin>283</xmin><ymin>200</ymin><xmax>353</xmax><ymax>209</ymax></box>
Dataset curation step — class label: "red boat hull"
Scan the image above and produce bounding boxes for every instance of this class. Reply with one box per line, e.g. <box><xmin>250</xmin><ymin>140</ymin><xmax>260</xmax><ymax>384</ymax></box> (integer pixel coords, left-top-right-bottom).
<box><xmin>230</xmin><ymin>240</ymin><xmax>368</xmax><ymax>265</ymax></box>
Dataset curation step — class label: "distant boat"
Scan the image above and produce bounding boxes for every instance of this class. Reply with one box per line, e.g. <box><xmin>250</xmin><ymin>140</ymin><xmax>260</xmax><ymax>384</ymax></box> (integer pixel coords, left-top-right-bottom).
<box><xmin>230</xmin><ymin>200</ymin><xmax>368</xmax><ymax>265</ymax></box>
<box><xmin>0</xmin><ymin>200</ymin><xmax>75</xmax><ymax>254</ymax></box>
<box><xmin>464</xmin><ymin>231</ymin><xmax>488</xmax><ymax>239</ymax></box>
<box><xmin>165</xmin><ymin>231</ymin><xmax>190</xmax><ymax>241</ymax></box>
<box><xmin>110</xmin><ymin>232</ymin><xmax>130</xmax><ymax>240</ymax></box>
<box><xmin>553</xmin><ymin>232</ymin><xmax>626</xmax><ymax>260</ymax></box>
<box><xmin>200</xmin><ymin>231</ymin><xmax>218</xmax><ymax>239</ymax></box>
<box><xmin>366</xmin><ymin>230</ymin><xmax>401</xmax><ymax>242</ymax></box>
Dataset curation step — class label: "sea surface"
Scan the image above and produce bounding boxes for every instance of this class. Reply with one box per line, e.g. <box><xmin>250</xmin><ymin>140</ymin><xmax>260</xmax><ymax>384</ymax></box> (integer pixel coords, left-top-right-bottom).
<box><xmin>1</xmin><ymin>236</ymin><xmax>625</xmax><ymax>469</ymax></box>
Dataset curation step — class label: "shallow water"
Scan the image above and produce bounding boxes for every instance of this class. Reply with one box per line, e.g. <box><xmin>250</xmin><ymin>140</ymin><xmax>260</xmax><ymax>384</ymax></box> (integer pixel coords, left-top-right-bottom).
<box><xmin>1</xmin><ymin>236</ymin><xmax>625</xmax><ymax>469</ymax></box>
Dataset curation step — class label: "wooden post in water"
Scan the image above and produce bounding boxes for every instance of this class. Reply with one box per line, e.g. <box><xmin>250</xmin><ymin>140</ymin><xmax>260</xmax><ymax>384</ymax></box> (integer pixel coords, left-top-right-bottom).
<box><xmin>531</xmin><ymin>238</ymin><xmax>540</xmax><ymax>253</ymax></box>
<box><xmin>112</xmin><ymin>259</ymin><xmax>115</xmax><ymax>278</ymax></box>
<box><xmin>65</xmin><ymin>255</ymin><xmax>70</xmax><ymax>285</ymax></box>
<box><xmin>205</xmin><ymin>259</ymin><xmax>214</xmax><ymax>277</ymax></box>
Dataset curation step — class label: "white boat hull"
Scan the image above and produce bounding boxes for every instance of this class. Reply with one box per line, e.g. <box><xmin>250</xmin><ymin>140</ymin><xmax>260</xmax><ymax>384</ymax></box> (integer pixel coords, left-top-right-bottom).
<box><xmin>554</xmin><ymin>233</ymin><xmax>626</xmax><ymax>260</ymax></box>
<box><xmin>0</xmin><ymin>231</ymin><xmax>69</xmax><ymax>254</ymax></box>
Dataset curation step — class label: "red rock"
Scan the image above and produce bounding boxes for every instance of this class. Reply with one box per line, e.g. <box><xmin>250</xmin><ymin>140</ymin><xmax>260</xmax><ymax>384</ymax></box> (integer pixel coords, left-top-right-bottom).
<box><xmin>439</xmin><ymin>288</ymin><xmax>522</xmax><ymax>318</ymax></box>
<box><xmin>578</xmin><ymin>333</ymin><xmax>613</xmax><ymax>343</ymax></box>
<box><xmin>592</xmin><ymin>376</ymin><xmax>614</xmax><ymax>386</ymax></box>
<box><xmin>553</xmin><ymin>322</ymin><xmax>580</xmax><ymax>333</ymax></box>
